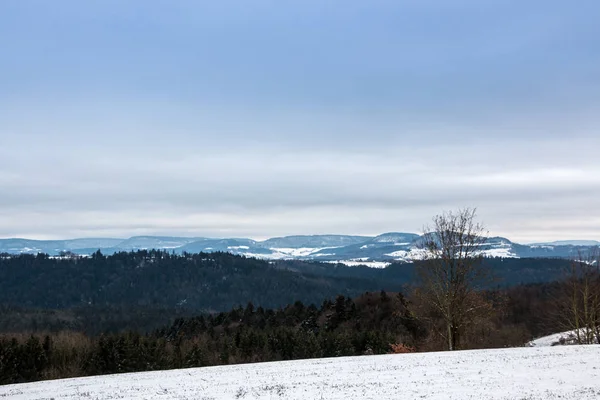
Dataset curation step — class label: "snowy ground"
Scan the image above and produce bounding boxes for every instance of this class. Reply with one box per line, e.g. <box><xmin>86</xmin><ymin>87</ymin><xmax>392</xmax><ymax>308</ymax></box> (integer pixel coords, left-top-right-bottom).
<box><xmin>2</xmin><ymin>346</ymin><xmax>600</xmax><ymax>400</ymax></box>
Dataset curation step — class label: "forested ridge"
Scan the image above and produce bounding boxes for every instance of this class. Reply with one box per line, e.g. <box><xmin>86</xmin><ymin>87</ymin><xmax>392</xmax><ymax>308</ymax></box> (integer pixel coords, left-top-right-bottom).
<box><xmin>0</xmin><ymin>250</ymin><xmax>570</xmax><ymax>313</ymax></box>
<box><xmin>0</xmin><ymin>285</ymin><xmax>558</xmax><ymax>385</ymax></box>
<box><xmin>0</xmin><ymin>250</ymin><xmax>572</xmax><ymax>336</ymax></box>
<box><xmin>0</xmin><ymin>251</ymin><xmax>406</xmax><ymax>312</ymax></box>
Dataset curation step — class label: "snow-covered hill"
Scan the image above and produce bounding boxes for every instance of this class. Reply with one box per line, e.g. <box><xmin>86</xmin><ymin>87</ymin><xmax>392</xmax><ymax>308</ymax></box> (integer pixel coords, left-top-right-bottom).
<box><xmin>528</xmin><ymin>330</ymin><xmax>600</xmax><ymax>347</ymax></box>
<box><xmin>2</xmin><ymin>346</ymin><xmax>599</xmax><ymax>399</ymax></box>
<box><xmin>0</xmin><ymin>233</ymin><xmax>598</xmax><ymax>266</ymax></box>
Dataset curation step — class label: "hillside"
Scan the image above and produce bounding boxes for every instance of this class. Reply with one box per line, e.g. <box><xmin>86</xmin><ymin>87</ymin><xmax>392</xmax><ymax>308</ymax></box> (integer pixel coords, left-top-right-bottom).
<box><xmin>0</xmin><ymin>285</ymin><xmax>567</xmax><ymax>385</ymax></box>
<box><xmin>0</xmin><ymin>251</ymin><xmax>572</xmax><ymax>318</ymax></box>
<box><xmin>2</xmin><ymin>346</ymin><xmax>599</xmax><ymax>399</ymax></box>
<box><xmin>0</xmin><ymin>251</ymin><xmax>405</xmax><ymax>313</ymax></box>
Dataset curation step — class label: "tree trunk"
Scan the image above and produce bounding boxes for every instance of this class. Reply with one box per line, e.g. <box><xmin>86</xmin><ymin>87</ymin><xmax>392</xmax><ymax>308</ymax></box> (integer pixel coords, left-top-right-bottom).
<box><xmin>447</xmin><ymin>322</ymin><xmax>460</xmax><ymax>351</ymax></box>
<box><xmin>453</xmin><ymin>327</ymin><xmax>460</xmax><ymax>350</ymax></box>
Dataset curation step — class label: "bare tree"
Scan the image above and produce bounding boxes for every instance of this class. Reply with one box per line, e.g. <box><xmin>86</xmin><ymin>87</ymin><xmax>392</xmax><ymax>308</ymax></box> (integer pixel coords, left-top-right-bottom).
<box><xmin>556</xmin><ymin>247</ymin><xmax>600</xmax><ymax>344</ymax></box>
<box><xmin>417</xmin><ymin>208</ymin><xmax>492</xmax><ymax>351</ymax></box>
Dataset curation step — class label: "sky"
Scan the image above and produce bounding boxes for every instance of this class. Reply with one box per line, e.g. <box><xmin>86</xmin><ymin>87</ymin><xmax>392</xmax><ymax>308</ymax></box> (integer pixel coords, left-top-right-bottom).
<box><xmin>1</xmin><ymin>0</ymin><xmax>599</xmax><ymax>243</ymax></box>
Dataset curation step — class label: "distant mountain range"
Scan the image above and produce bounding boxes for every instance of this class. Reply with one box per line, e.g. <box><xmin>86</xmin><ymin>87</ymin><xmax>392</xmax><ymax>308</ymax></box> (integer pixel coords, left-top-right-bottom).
<box><xmin>1</xmin><ymin>234</ymin><xmax>598</xmax><ymax>267</ymax></box>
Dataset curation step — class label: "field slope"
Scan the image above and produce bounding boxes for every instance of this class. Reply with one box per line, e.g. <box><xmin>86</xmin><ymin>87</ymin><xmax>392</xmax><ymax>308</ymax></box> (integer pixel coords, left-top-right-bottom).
<box><xmin>2</xmin><ymin>346</ymin><xmax>599</xmax><ymax>399</ymax></box>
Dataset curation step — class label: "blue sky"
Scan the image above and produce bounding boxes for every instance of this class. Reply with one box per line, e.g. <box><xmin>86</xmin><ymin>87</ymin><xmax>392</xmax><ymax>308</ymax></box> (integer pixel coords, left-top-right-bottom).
<box><xmin>1</xmin><ymin>0</ymin><xmax>599</xmax><ymax>241</ymax></box>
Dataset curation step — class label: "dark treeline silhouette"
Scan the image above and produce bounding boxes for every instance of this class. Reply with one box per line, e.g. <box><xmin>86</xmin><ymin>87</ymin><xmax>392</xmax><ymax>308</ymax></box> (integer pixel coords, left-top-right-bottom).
<box><xmin>0</xmin><ymin>251</ymin><xmax>409</xmax><ymax>313</ymax></box>
<box><xmin>0</xmin><ymin>250</ymin><xmax>571</xmax><ymax>314</ymax></box>
<box><xmin>1</xmin><ymin>292</ymin><xmax>424</xmax><ymax>384</ymax></box>
<box><xmin>0</xmin><ymin>282</ymin><xmax>562</xmax><ymax>386</ymax></box>
<box><xmin>282</xmin><ymin>257</ymin><xmax>572</xmax><ymax>288</ymax></box>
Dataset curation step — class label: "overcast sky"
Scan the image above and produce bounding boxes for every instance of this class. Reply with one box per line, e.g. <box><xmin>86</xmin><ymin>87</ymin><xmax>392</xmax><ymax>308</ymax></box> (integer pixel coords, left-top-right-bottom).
<box><xmin>1</xmin><ymin>0</ymin><xmax>599</xmax><ymax>242</ymax></box>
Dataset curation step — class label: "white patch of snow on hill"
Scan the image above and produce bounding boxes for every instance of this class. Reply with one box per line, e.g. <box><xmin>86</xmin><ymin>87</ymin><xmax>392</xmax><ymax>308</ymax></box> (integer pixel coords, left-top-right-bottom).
<box><xmin>270</xmin><ymin>247</ymin><xmax>332</xmax><ymax>257</ymax></box>
<box><xmin>238</xmin><ymin>247</ymin><xmax>338</xmax><ymax>260</ymax></box>
<box><xmin>327</xmin><ymin>260</ymin><xmax>391</xmax><ymax>268</ymax></box>
<box><xmin>3</xmin><ymin>346</ymin><xmax>600</xmax><ymax>400</ymax></box>
<box><xmin>238</xmin><ymin>252</ymin><xmax>281</xmax><ymax>260</ymax></box>
<box><xmin>528</xmin><ymin>329</ymin><xmax>600</xmax><ymax>347</ymax></box>
<box><xmin>227</xmin><ymin>246</ymin><xmax>250</xmax><ymax>250</ymax></box>
<box><xmin>385</xmin><ymin>246</ymin><xmax>518</xmax><ymax>261</ymax></box>
<box><xmin>385</xmin><ymin>248</ymin><xmax>429</xmax><ymax>261</ymax></box>
<box><xmin>385</xmin><ymin>249</ymin><xmax>409</xmax><ymax>258</ymax></box>
<box><xmin>480</xmin><ymin>247</ymin><xmax>519</xmax><ymax>258</ymax></box>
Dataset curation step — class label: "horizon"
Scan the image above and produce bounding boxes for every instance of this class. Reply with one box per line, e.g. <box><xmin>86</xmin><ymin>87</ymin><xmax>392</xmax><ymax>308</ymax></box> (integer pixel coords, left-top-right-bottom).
<box><xmin>2</xmin><ymin>1</ymin><xmax>599</xmax><ymax>243</ymax></box>
<box><xmin>1</xmin><ymin>232</ymin><xmax>598</xmax><ymax>246</ymax></box>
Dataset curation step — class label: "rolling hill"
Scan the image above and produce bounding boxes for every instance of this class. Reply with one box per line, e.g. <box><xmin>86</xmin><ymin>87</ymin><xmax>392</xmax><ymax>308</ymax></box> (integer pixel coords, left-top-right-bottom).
<box><xmin>1</xmin><ymin>233</ymin><xmax>597</xmax><ymax>265</ymax></box>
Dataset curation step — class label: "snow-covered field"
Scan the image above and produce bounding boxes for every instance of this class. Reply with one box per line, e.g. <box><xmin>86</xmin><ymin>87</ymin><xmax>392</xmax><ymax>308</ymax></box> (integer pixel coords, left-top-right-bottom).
<box><xmin>2</xmin><ymin>346</ymin><xmax>599</xmax><ymax>400</ymax></box>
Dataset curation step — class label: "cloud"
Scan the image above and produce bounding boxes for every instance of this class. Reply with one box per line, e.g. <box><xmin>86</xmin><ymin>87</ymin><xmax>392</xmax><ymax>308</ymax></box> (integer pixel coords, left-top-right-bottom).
<box><xmin>1</xmin><ymin>1</ymin><xmax>599</xmax><ymax>241</ymax></box>
<box><xmin>1</xmin><ymin>134</ymin><xmax>599</xmax><ymax>241</ymax></box>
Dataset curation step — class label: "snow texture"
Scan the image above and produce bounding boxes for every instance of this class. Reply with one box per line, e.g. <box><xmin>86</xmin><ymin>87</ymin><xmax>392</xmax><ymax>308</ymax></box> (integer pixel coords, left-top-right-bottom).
<box><xmin>327</xmin><ymin>260</ymin><xmax>391</xmax><ymax>268</ymax></box>
<box><xmin>2</xmin><ymin>346</ymin><xmax>600</xmax><ymax>399</ymax></box>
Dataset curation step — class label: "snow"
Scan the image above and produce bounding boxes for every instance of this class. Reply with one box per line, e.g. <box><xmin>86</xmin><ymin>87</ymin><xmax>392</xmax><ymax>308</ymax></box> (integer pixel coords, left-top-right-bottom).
<box><xmin>239</xmin><ymin>247</ymin><xmax>338</xmax><ymax>260</ymax></box>
<box><xmin>3</xmin><ymin>346</ymin><xmax>599</xmax><ymax>399</ymax></box>
<box><xmin>385</xmin><ymin>247</ymin><xmax>519</xmax><ymax>261</ymax></box>
<box><xmin>327</xmin><ymin>260</ymin><xmax>392</xmax><ymax>268</ymax></box>
<box><xmin>227</xmin><ymin>246</ymin><xmax>250</xmax><ymax>250</ymax></box>
<box><xmin>270</xmin><ymin>247</ymin><xmax>330</xmax><ymax>257</ymax></box>
<box><xmin>480</xmin><ymin>247</ymin><xmax>518</xmax><ymax>258</ymax></box>
<box><xmin>238</xmin><ymin>252</ymin><xmax>279</xmax><ymax>260</ymax></box>
<box><xmin>385</xmin><ymin>248</ymin><xmax>429</xmax><ymax>261</ymax></box>
<box><xmin>528</xmin><ymin>330</ymin><xmax>600</xmax><ymax>347</ymax></box>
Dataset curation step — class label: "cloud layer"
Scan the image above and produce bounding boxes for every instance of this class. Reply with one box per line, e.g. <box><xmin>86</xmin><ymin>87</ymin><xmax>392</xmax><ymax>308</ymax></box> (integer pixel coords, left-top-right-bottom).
<box><xmin>1</xmin><ymin>1</ymin><xmax>599</xmax><ymax>241</ymax></box>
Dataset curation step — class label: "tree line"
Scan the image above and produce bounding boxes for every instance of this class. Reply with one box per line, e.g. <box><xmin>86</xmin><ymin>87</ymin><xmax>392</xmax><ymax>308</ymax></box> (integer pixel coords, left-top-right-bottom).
<box><xmin>0</xmin><ymin>278</ymin><xmax>584</xmax><ymax>386</ymax></box>
<box><xmin>0</xmin><ymin>292</ymin><xmax>425</xmax><ymax>384</ymax></box>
